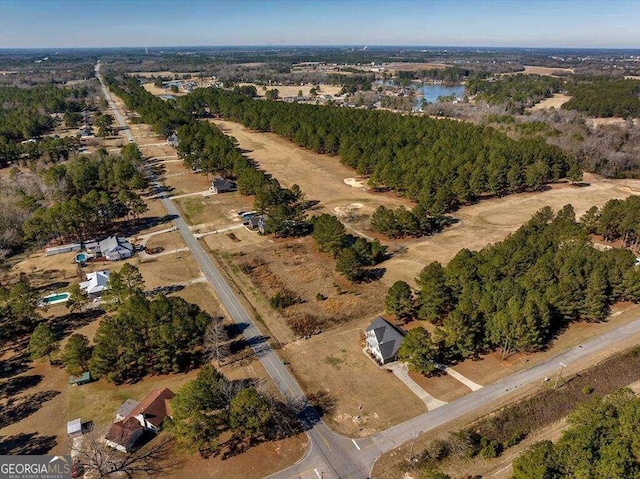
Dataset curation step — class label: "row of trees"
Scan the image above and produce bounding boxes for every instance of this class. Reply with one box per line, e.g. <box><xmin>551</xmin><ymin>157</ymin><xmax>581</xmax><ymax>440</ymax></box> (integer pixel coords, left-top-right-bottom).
<box><xmin>394</xmin><ymin>205</ymin><xmax>640</xmax><ymax>373</ymax></box>
<box><xmin>110</xmin><ymin>76</ymin><xmax>311</xmax><ymax>238</ymax></box>
<box><xmin>22</xmin><ymin>144</ymin><xmax>147</xmax><ymax>245</ymax></box>
<box><xmin>183</xmin><ymin>87</ymin><xmax>574</xmax><ymax>216</ymax></box>
<box><xmin>311</xmin><ymin>213</ymin><xmax>386</xmax><ymax>281</ymax></box>
<box><xmin>370</xmin><ymin>205</ymin><xmax>451</xmax><ymax>238</ymax></box>
<box><xmin>563</xmin><ymin>77</ymin><xmax>640</xmax><ymax>118</ymax></box>
<box><xmin>513</xmin><ymin>389</ymin><xmax>640</xmax><ymax>479</ymax></box>
<box><xmin>0</xmin><ymin>135</ymin><xmax>82</xmax><ymax>169</ymax></box>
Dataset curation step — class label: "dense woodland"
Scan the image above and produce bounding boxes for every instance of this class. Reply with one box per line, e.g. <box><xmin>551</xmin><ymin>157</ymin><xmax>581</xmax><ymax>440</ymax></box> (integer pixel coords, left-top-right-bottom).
<box><xmin>563</xmin><ymin>77</ymin><xmax>640</xmax><ymax>118</ymax></box>
<box><xmin>168</xmin><ymin>364</ymin><xmax>300</xmax><ymax>456</ymax></box>
<box><xmin>513</xmin><ymin>389</ymin><xmax>640</xmax><ymax>479</ymax></box>
<box><xmin>21</xmin><ymin>144</ymin><xmax>148</xmax><ymax>246</ymax></box>
<box><xmin>183</xmin><ymin>87</ymin><xmax>573</xmax><ymax>216</ymax></box>
<box><xmin>87</xmin><ymin>265</ymin><xmax>210</xmax><ymax>383</ymax></box>
<box><xmin>399</xmin><ymin>199</ymin><xmax>640</xmax><ymax>373</ymax></box>
<box><xmin>467</xmin><ymin>74</ymin><xmax>565</xmax><ymax>112</ymax></box>
<box><xmin>0</xmin><ymin>83</ymin><xmax>92</xmax><ymax>141</ymax></box>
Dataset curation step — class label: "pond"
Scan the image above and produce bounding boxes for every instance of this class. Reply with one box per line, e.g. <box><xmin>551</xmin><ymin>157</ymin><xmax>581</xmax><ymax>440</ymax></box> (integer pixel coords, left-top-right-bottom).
<box><xmin>419</xmin><ymin>84</ymin><xmax>466</xmax><ymax>104</ymax></box>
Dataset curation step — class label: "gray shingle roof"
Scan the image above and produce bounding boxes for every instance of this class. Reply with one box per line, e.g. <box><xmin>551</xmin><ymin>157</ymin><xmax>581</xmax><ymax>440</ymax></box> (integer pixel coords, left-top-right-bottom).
<box><xmin>116</xmin><ymin>399</ymin><xmax>140</xmax><ymax>419</ymax></box>
<box><xmin>366</xmin><ymin>317</ymin><xmax>406</xmax><ymax>362</ymax></box>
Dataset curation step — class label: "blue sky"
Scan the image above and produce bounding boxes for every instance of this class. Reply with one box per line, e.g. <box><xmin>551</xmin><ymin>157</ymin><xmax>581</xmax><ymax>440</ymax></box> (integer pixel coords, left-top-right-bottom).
<box><xmin>1</xmin><ymin>0</ymin><xmax>639</xmax><ymax>49</ymax></box>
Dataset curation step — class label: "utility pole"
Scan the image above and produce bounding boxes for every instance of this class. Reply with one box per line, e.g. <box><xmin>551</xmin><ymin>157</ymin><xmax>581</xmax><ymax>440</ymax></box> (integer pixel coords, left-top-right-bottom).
<box><xmin>554</xmin><ymin>362</ymin><xmax>566</xmax><ymax>389</ymax></box>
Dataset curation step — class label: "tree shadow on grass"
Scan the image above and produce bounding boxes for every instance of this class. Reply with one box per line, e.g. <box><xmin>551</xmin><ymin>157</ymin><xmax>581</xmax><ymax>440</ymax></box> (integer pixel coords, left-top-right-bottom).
<box><xmin>0</xmin><ymin>390</ymin><xmax>60</xmax><ymax>429</ymax></box>
<box><xmin>50</xmin><ymin>309</ymin><xmax>104</xmax><ymax>341</ymax></box>
<box><xmin>0</xmin><ymin>432</ymin><xmax>57</xmax><ymax>455</ymax></box>
<box><xmin>0</xmin><ymin>374</ymin><xmax>43</xmax><ymax>400</ymax></box>
<box><xmin>0</xmin><ymin>351</ymin><xmax>31</xmax><ymax>380</ymax></box>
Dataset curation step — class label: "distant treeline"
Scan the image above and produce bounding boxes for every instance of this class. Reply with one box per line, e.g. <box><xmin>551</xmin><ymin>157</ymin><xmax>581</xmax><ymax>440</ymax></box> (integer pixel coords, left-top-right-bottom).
<box><xmin>563</xmin><ymin>77</ymin><xmax>640</xmax><ymax>117</ymax></box>
<box><xmin>183</xmin><ymin>88</ymin><xmax>574</xmax><ymax>216</ymax></box>
<box><xmin>467</xmin><ymin>74</ymin><xmax>564</xmax><ymax>111</ymax></box>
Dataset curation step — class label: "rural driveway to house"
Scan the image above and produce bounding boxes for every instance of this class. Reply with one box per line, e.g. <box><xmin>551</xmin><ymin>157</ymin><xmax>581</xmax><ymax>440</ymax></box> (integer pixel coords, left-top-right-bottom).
<box><xmin>97</xmin><ymin>63</ymin><xmax>640</xmax><ymax>479</ymax></box>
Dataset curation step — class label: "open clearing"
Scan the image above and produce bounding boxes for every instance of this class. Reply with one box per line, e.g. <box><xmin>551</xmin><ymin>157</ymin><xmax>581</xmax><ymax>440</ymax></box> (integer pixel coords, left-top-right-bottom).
<box><xmin>280</xmin><ymin>316</ymin><xmax>426</xmax><ymax>437</ymax></box>
<box><xmin>505</xmin><ymin>65</ymin><xmax>575</xmax><ymax>76</ymax></box>
<box><xmin>211</xmin><ymin>119</ymin><xmax>640</xmax><ymax>288</ymax></box>
<box><xmin>174</xmin><ymin>192</ymin><xmax>254</xmax><ymax>228</ymax></box>
<box><xmin>212</xmin><ymin>119</ymin><xmax>411</xmax><ymax>218</ymax></box>
<box><xmin>384</xmin><ymin>174</ymin><xmax>640</xmax><ymax>286</ymax></box>
<box><xmin>530</xmin><ymin>93</ymin><xmax>572</xmax><ymax>110</ymax></box>
<box><xmin>238</xmin><ymin>82</ymin><xmax>343</xmax><ymax>98</ymax></box>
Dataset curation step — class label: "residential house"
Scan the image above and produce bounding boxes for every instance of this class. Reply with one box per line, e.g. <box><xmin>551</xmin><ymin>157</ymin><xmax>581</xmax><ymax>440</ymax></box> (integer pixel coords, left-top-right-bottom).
<box><xmin>79</xmin><ymin>270</ymin><xmax>110</xmax><ymax>298</ymax></box>
<box><xmin>105</xmin><ymin>388</ymin><xmax>174</xmax><ymax>453</ymax></box>
<box><xmin>365</xmin><ymin>317</ymin><xmax>406</xmax><ymax>365</ymax></box>
<box><xmin>244</xmin><ymin>214</ymin><xmax>267</xmax><ymax>234</ymax></box>
<box><xmin>210</xmin><ymin>177</ymin><xmax>234</xmax><ymax>194</ymax></box>
<box><xmin>167</xmin><ymin>133</ymin><xmax>179</xmax><ymax>147</ymax></box>
<box><xmin>98</xmin><ymin>236</ymin><xmax>134</xmax><ymax>261</ymax></box>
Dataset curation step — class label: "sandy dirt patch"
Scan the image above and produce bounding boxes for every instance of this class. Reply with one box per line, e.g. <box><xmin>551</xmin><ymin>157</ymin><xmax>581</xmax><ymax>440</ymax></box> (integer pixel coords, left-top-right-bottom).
<box><xmin>530</xmin><ymin>93</ymin><xmax>572</xmax><ymax>110</ymax></box>
<box><xmin>344</xmin><ymin>178</ymin><xmax>368</xmax><ymax>188</ymax></box>
<box><xmin>586</xmin><ymin>117</ymin><xmax>639</xmax><ymax>129</ymax></box>
<box><xmin>383</xmin><ymin>174</ymin><xmax>640</xmax><ymax>287</ymax></box>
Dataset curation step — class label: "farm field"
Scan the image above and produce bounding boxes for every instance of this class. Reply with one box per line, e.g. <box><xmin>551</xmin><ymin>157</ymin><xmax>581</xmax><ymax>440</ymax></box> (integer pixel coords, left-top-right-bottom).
<box><xmin>506</xmin><ymin>65</ymin><xmax>575</xmax><ymax>76</ymax></box>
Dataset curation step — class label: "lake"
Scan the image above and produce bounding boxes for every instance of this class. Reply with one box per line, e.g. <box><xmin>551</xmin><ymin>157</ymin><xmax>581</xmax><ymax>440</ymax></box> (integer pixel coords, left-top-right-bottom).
<box><xmin>419</xmin><ymin>84</ymin><xmax>466</xmax><ymax>103</ymax></box>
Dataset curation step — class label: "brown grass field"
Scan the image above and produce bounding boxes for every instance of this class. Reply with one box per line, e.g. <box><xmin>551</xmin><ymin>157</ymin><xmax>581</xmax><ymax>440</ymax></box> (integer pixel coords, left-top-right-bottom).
<box><xmin>530</xmin><ymin>93</ymin><xmax>572</xmax><ymax>110</ymax></box>
<box><xmin>238</xmin><ymin>82</ymin><xmax>343</xmax><ymax>98</ymax></box>
<box><xmin>174</xmin><ymin>192</ymin><xmax>254</xmax><ymax>228</ymax></box>
<box><xmin>506</xmin><ymin>65</ymin><xmax>575</xmax><ymax>76</ymax></box>
<box><xmin>144</xmin><ymin>230</ymin><xmax>187</xmax><ymax>251</ymax></box>
<box><xmin>212</xmin><ymin>119</ymin><xmax>411</xmax><ymax>218</ymax></box>
<box><xmin>384</xmin><ymin>174</ymin><xmax>640</xmax><ymax>287</ymax></box>
<box><xmin>280</xmin><ymin>316</ymin><xmax>426</xmax><ymax>437</ymax></box>
<box><xmin>211</xmin><ymin>119</ymin><xmax>640</xmax><ymax>289</ymax></box>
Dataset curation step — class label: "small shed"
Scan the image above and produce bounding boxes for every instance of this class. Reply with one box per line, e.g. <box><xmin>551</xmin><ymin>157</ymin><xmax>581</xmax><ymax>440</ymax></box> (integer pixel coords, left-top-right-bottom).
<box><xmin>68</xmin><ymin>371</ymin><xmax>91</xmax><ymax>387</ymax></box>
<box><xmin>67</xmin><ymin>418</ymin><xmax>82</xmax><ymax>438</ymax></box>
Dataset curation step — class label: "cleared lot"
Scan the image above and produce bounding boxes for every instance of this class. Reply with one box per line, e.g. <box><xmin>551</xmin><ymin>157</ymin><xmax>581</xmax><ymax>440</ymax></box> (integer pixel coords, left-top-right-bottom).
<box><xmin>280</xmin><ymin>316</ymin><xmax>426</xmax><ymax>437</ymax></box>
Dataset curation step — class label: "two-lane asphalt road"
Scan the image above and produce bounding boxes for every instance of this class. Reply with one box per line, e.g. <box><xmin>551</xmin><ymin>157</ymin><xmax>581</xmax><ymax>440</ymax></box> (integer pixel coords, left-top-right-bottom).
<box><xmin>97</xmin><ymin>63</ymin><xmax>640</xmax><ymax>479</ymax></box>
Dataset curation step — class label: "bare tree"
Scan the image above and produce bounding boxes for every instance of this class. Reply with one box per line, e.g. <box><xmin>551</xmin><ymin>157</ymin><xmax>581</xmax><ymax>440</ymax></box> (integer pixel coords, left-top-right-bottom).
<box><xmin>72</xmin><ymin>430</ymin><xmax>176</xmax><ymax>479</ymax></box>
<box><xmin>204</xmin><ymin>316</ymin><xmax>229</xmax><ymax>366</ymax></box>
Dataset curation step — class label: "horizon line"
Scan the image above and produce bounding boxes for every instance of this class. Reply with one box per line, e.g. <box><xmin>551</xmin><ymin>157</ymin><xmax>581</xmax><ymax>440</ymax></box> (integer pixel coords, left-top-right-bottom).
<box><xmin>1</xmin><ymin>44</ymin><xmax>639</xmax><ymax>52</ymax></box>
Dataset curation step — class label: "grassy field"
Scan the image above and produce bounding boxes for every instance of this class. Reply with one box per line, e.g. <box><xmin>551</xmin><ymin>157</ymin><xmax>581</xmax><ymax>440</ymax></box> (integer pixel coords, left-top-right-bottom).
<box><xmin>280</xmin><ymin>316</ymin><xmax>426</xmax><ymax>437</ymax></box>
